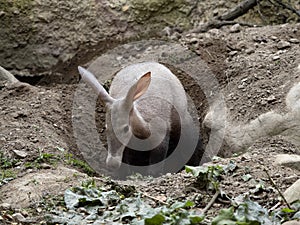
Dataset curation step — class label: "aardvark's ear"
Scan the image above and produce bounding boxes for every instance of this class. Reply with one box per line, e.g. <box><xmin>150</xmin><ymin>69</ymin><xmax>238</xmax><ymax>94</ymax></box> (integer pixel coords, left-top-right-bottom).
<box><xmin>78</xmin><ymin>66</ymin><xmax>114</xmax><ymax>105</ymax></box>
<box><xmin>126</xmin><ymin>72</ymin><xmax>151</xmax><ymax>103</ymax></box>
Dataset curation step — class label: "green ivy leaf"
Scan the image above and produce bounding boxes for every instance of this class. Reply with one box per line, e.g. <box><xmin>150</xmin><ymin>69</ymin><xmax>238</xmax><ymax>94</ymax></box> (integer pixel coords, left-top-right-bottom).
<box><xmin>189</xmin><ymin>214</ymin><xmax>205</xmax><ymax>224</ymax></box>
<box><xmin>281</xmin><ymin>208</ymin><xmax>295</xmax><ymax>213</ymax></box>
<box><xmin>145</xmin><ymin>214</ymin><xmax>165</xmax><ymax>225</ymax></box>
<box><xmin>185</xmin><ymin>165</ymin><xmax>208</xmax><ymax>177</ymax></box>
<box><xmin>212</xmin><ymin>207</ymin><xmax>236</xmax><ymax>225</ymax></box>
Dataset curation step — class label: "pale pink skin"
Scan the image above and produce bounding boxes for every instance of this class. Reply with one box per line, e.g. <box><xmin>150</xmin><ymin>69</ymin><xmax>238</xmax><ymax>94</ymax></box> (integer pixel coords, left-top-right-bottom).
<box><xmin>78</xmin><ymin>62</ymin><xmax>188</xmax><ymax>171</ymax></box>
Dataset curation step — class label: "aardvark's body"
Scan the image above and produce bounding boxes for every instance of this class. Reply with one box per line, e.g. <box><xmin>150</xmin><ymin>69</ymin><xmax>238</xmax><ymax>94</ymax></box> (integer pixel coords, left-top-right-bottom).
<box><xmin>78</xmin><ymin>62</ymin><xmax>200</xmax><ymax>176</ymax></box>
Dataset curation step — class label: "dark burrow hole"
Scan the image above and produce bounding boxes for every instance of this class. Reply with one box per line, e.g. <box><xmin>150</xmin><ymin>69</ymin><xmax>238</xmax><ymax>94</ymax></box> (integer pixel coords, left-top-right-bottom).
<box><xmin>15</xmin><ymin>75</ymin><xmax>45</xmax><ymax>85</ymax></box>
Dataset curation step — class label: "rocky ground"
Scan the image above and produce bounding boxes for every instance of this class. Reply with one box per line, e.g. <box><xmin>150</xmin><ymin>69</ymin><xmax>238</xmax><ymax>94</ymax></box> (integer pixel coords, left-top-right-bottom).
<box><xmin>0</xmin><ymin>22</ymin><xmax>300</xmax><ymax>224</ymax></box>
<box><xmin>1</xmin><ymin>0</ymin><xmax>300</xmax><ymax>224</ymax></box>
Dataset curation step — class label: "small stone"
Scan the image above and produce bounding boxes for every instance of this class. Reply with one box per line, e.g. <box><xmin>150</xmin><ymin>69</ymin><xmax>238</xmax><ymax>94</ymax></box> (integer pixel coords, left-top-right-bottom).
<box><xmin>12</xmin><ymin>213</ymin><xmax>26</xmax><ymax>222</ymax></box>
<box><xmin>208</xmin><ymin>28</ymin><xmax>221</xmax><ymax>36</ymax></box>
<box><xmin>122</xmin><ymin>5</ymin><xmax>129</xmax><ymax>12</ymax></box>
<box><xmin>274</xmin><ymin>154</ymin><xmax>300</xmax><ymax>171</ymax></box>
<box><xmin>236</xmin><ymin>41</ymin><xmax>246</xmax><ymax>50</ymax></box>
<box><xmin>3</xmin><ymin>214</ymin><xmax>13</xmax><ymax>221</ymax></box>
<box><xmin>36</xmin><ymin>208</ymin><xmax>42</xmax><ymax>213</ymax></box>
<box><xmin>0</xmin><ymin>203</ymin><xmax>11</xmax><ymax>210</ymax></box>
<box><xmin>230</xmin><ymin>24</ymin><xmax>241</xmax><ymax>33</ymax></box>
<box><xmin>21</xmin><ymin>210</ymin><xmax>29</xmax><ymax>217</ymax></box>
<box><xmin>277</xmin><ymin>40</ymin><xmax>291</xmax><ymax>50</ymax></box>
<box><xmin>12</xmin><ymin>150</ymin><xmax>28</xmax><ymax>158</ymax></box>
<box><xmin>270</xmin><ymin>36</ymin><xmax>278</xmax><ymax>41</ymax></box>
<box><xmin>229</xmin><ymin>51</ymin><xmax>238</xmax><ymax>56</ymax></box>
<box><xmin>40</xmin><ymin>163</ymin><xmax>51</xmax><ymax>169</ymax></box>
<box><xmin>13</xmin><ymin>10</ymin><xmax>20</xmax><ymax>15</ymax></box>
<box><xmin>253</xmin><ymin>36</ymin><xmax>267</xmax><ymax>43</ymax></box>
<box><xmin>273</xmin><ymin>55</ymin><xmax>280</xmax><ymax>60</ymax></box>
<box><xmin>213</xmin><ymin>9</ymin><xmax>219</xmax><ymax>16</ymax></box>
<box><xmin>188</xmin><ymin>37</ymin><xmax>198</xmax><ymax>44</ymax></box>
<box><xmin>78</xmin><ymin>207</ymin><xmax>89</xmax><ymax>215</ymax></box>
<box><xmin>289</xmin><ymin>38</ymin><xmax>300</xmax><ymax>44</ymax></box>
<box><xmin>284</xmin><ymin>179</ymin><xmax>300</xmax><ymax>204</ymax></box>
<box><xmin>245</xmin><ymin>48</ymin><xmax>255</xmax><ymax>54</ymax></box>
<box><xmin>267</xmin><ymin>95</ymin><xmax>276</xmax><ymax>103</ymax></box>
<box><xmin>170</xmin><ymin>32</ymin><xmax>181</xmax><ymax>41</ymax></box>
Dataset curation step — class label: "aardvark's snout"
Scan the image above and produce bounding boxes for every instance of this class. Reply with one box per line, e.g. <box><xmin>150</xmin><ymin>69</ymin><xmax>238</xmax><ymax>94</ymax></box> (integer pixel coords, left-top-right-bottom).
<box><xmin>106</xmin><ymin>155</ymin><xmax>122</xmax><ymax>170</ymax></box>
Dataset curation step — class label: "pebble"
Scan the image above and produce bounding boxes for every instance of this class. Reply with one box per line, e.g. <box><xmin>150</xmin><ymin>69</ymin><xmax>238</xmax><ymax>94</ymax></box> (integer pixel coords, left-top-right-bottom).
<box><xmin>12</xmin><ymin>213</ymin><xmax>26</xmax><ymax>222</ymax></box>
<box><xmin>245</xmin><ymin>48</ymin><xmax>255</xmax><ymax>54</ymax></box>
<box><xmin>277</xmin><ymin>40</ymin><xmax>291</xmax><ymax>50</ymax></box>
<box><xmin>229</xmin><ymin>51</ymin><xmax>238</xmax><ymax>56</ymax></box>
<box><xmin>266</xmin><ymin>95</ymin><xmax>276</xmax><ymax>103</ymax></box>
<box><xmin>208</xmin><ymin>28</ymin><xmax>221</xmax><ymax>36</ymax></box>
<box><xmin>188</xmin><ymin>37</ymin><xmax>198</xmax><ymax>44</ymax></box>
<box><xmin>40</xmin><ymin>163</ymin><xmax>52</xmax><ymax>169</ymax></box>
<box><xmin>270</xmin><ymin>36</ymin><xmax>278</xmax><ymax>41</ymax></box>
<box><xmin>284</xmin><ymin>178</ymin><xmax>300</xmax><ymax>204</ymax></box>
<box><xmin>289</xmin><ymin>38</ymin><xmax>299</xmax><ymax>44</ymax></box>
<box><xmin>273</xmin><ymin>55</ymin><xmax>280</xmax><ymax>60</ymax></box>
<box><xmin>0</xmin><ymin>203</ymin><xmax>11</xmax><ymax>210</ymax></box>
<box><xmin>36</xmin><ymin>208</ymin><xmax>42</xmax><ymax>213</ymax></box>
<box><xmin>12</xmin><ymin>150</ymin><xmax>28</xmax><ymax>158</ymax></box>
<box><xmin>230</xmin><ymin>24</ymin><xmax>241</xmax><ymax>33</ymax></box>
<box><xmin>3</xmin><ymin>214</ymin><xmax>13</xmax><ymax>221</ymax></box>
<box><xmin>78</xmin><ymin>207</ymin><xmax>89</xmax><ymax>215</ymax></box>
<box><xmin>213</xmin><ymin>9</ymin><xmax>219</xmax><ymax>16</ymax></box>
<box><xmin>170</xmin><ymin>32</ymin><xmax>181</xmax><ymax>41</ymax></box>
<box><xmin>274</xmin><ymin>154</ymin><xmax>300</xmax><ymax>171</ymax></box>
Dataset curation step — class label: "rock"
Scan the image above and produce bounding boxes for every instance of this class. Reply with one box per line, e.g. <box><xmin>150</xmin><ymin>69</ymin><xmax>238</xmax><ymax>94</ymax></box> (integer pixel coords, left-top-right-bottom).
<box><xmin>213</xmin><ymin>9</ymin><xmax>219</xmax><ymax>16</ymax></box>
<box><xmin>0</xmin><ymin>66</ymin><xmax>19</xmax><ymax>83</ymax></box>
<box><xmin>289</xmin><ymin>38</ymin><xmax>300</xmax><ymax>44</ymax></box>
<box><xmin>270</xmin><ymin>36</ymin><xmax>278</xmax><ymax>41</ymax></box>
<box><xmin>277</xmin><ymin>40</ymin><xmax>291</xmax><ymax>50</ymax></box>
<box><xmin>0</xmin><ymin>203</ymin><xmax>11</xmax><ymax>210</ymax></box>
<box><xmin>12</xmin><ymin>150</ymin><xmax>28</xmax><ymax>159</ymax></box>
<box><xmin>266</xmin><ymin>95</ymin><xmax>276</xmax><ymax>103</ymax></box>
<box><xmin>188</xmin><ymin>37</ymin><xmax>198</xmax><ymax>44</ymax></box>
<box><xmin>282</xmin><ymin>220</ymin><xmax>300</xmax><ymax>225</ymax></box>
<box><xmin>284</xmin><ymin>179</ymin><xmax>300</xmax><ymax>204</ymax></box>
<box><xmin>230</xmin><ymin>24</ymin><xmax>241</xmax><ymax>33</ymax></box>
<box><xmin>0</xmin><ymin>166</ymin><xmax>88</xmax><ymax>209</ymax></box>
<box><xmin>12</xmin><ymin>213</ymin><xmax>26</xmax><ymax>222</ymax></box>
<box><xmin>245</xmin><ymin>48</ymin><xmax>255</xmax><ymax>54</ymax></box>
<box><xmin>274</xmin><ymin>154</ymin><xmax>300</xmax><ymax>171</ymax></box>
<box><xmin>229</xmin><ymin>51</ymin><xmax>238</xmax><ymax>56</ymax></box>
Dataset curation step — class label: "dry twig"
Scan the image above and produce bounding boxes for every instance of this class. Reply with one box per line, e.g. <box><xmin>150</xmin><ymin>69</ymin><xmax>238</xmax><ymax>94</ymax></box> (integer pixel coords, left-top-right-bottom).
<box><xmin>263</xmin><ymin>167</ymin><xmax>291</xmax><ymax>209</ymax></box>
<box><xmin>201</xmin><ymin>190</ymin><xmax>220</xmax><ymax>214</ymax></box>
